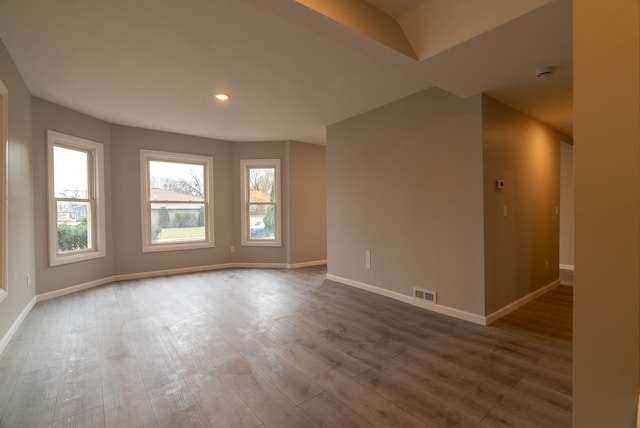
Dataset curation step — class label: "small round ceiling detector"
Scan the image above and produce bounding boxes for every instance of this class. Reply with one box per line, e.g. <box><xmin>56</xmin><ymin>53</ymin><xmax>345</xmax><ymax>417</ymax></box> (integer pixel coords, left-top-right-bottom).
<box><xmin>535</xmin><ymin>66</ymin><xmax>555</xmax><ymax>78</ymax></box>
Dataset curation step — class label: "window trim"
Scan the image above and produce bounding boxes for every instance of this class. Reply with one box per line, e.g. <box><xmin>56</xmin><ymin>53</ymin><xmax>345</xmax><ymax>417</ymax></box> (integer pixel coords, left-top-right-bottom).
<box><xmin>47</xmin><ymin>130</ymin><xmax>106</xmax><ymax>266</ymax></box>
<box><xmin>240</xmin><ymin>159</ymin><xmax>282</xmax><ymax>247</ymax></box>
<box><xmin>0</xmin><ymin>79</ymin><xmax>7</xmax><ymax>302</ymax></box>
<box><xmin>140</xmin><ymin>149</ymin><xmax>214</xmax><ymax>253</ymax></box>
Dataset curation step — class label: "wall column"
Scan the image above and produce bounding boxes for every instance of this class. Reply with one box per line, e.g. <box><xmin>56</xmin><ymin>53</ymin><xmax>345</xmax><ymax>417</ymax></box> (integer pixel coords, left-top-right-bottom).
<box><xmin>573</xmin><ymin>0</ymin><xmax>640</xmax><ymax>426</ymax></box>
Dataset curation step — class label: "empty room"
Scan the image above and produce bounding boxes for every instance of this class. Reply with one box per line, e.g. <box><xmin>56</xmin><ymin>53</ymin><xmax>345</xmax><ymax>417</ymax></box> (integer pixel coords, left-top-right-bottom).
<box><xmin>0</xmin><ymin>0</ymin><xmax>637</xmax><ymax>427</ymax></box>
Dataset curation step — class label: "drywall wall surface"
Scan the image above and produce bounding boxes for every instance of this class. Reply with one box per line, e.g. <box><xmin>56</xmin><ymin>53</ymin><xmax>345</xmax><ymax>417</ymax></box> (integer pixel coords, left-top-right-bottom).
<box><xmin>288</xmin><ymin>141</ymin><xmax>326</xmax><ymax>265</ymax></box>
<box><xmin>31</xmin><ymin>97</ymin><xmax>114</xmax><ymax>294</ymax></box>
<box><xmin>559</xmin><ymin>142</ymin><xmax>574</xmax><ymax>269</ymax></box>
<box><xmin>111</xmin><ymin>125</ymin><xmax>235</xmax><ymax>275</ymax></box>
<box><xmin>232</xmin><ymin>141</ymin><xmax>289</xmax><ymax>264</ymax></box>
<box><xmin>327</xmin><ymin>87</ymin><xmax>485</xmax><ymax>316</ymax></box>
<box><xmin>482</xmin><ymin>95</ymin><xmax>562</xmax><ymax>314</ymax></box>
<box><xmin>0</xmin><ymin>38</ymin><xmax>36</xmax><ymax>341</ymax></box>
<box><xmin>573</xmin><ymin>0</ymin><xmax>639</xmax><ymax>426</ymax></box>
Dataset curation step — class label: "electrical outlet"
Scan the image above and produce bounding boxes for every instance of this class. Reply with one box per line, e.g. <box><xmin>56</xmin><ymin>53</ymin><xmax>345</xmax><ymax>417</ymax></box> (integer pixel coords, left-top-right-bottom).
<box><xmin>230</xmin><ymin>246</ymin><xmax>235</xmax><ymax>253</ymax></box>
<box><xmin>365</xmin><ymin>250</ymin><xmax>371</xmax><ymax>270</ymax></box>
<box><xmin>26</xmin><ymin>274</ymin><xmax>30</xmax><ymax>287</ymax></box>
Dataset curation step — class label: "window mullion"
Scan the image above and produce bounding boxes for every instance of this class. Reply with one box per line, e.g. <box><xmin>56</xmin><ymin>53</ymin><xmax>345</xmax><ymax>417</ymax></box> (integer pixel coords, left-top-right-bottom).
<box><xmin>55</xmin><ymin>197</ymin><xmax>92</xmax><ymax>203</ymax></box>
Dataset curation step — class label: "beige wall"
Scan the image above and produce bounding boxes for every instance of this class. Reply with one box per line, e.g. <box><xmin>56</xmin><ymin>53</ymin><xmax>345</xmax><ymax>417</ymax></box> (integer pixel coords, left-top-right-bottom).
<box><xmin>111</xmin><ymin>125</ymin><xmax>237</xmax><ymax>275</ymax></box>
<box><xmin>288</xmin><ymin>141</ymin><xmax>326</xmax><ymax>265</ymax></box>
<box><xmin>482</xmin><ymin>95</ymin><xmax>564</xmax><ymax>314</ymax></box>
<box><xmin>573</xmin><ymin>0</ymin><xmax>639</xmax><ymax>426</ymax></box>
<box><xmin>559</xmin><ymin>142</ymin><xmax>574</xmax><ymax>268</ymax></box>
<box><xmin>32</xmin><ymin>98</ymin><xmax>114</xmax><ymax>294</ymax></box>
<box><xmin>0</xmin><ymin>39</ymin><xmax>36</xmax><ymax>341</ymax></box>
<box><xmin>327</xmin><ymin>88</ymin><xmax>486</xmax><ymax>316</ymax></box>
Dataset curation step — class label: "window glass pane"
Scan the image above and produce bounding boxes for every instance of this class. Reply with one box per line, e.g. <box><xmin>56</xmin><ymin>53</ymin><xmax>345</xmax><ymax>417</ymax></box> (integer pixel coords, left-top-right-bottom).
<box><xmin>149</xmin><ymin>161</ymin><xmax>204</xmax><ymax>201</ymax></box>
<box><xmin>57</xmin><ymin>201</ymin><xmax>91</xmax><ymax>253</ymax></box>
<box><xmin>248</xmin><ymin>167</ymin><xmax>275</xmax><ymax>203</ymax></box>
<box><xmin>249</xmin><ymin>203</ymin><xmax>276</xmax><ymax>240</ymax></box>
<box><xmin>151</xmin><ymin>202</ymin><xmax>205</xmax><ymax>243</ymax></box>
<box><xmin>54</xmin><ymin>146</ymin><xmax>88</xmax><ymax>198</ymax></box>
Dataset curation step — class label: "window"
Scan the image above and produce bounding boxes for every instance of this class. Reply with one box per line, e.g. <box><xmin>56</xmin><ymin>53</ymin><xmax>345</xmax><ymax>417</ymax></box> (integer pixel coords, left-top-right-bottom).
<box><xmin>140</xmin><ymin>150</ymin><xmax>214</xmax><ymax>252</ymax></box>
<box><xmin>241</xmin><ymin>159</ymin><xmax>281</xmax><ymax>246</ymax></box>
<box><xmin>0</xmin><ymin>79</ymin><xmax>7</xmax><ymax>302</ymax></box>
<box><xmin>47</xmin><ymin>131</ymin><xmax>106</xmax><ymax>266</ymax></box>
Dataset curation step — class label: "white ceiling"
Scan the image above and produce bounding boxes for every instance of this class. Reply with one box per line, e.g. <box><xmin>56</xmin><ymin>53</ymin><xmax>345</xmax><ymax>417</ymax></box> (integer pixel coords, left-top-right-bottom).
<box><xmin>0</xmin><ymin>0</ymin><xmax>572</xmax><ymax>144</ymax></box>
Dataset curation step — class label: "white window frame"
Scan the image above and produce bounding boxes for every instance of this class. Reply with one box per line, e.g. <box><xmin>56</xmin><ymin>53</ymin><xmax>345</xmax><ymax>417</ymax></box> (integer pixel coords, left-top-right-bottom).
<box><xmin>0</xmin><ymin>79</ymin><xmax>7</xmax><ymax>302</ymax></box>
<box><xmin>47</xmin><ymin>130</ymin><xmax>106</xmax><ymax>266</ymax></box>
<box><xmin>240</xmin><ymin>159</ymin><xmax>282</xmax><ymax>247</ymax></box>
<box><xmin>140</xmin><ymin>149</ymin><xmax>214</xmax><ymax>252</ymax></box>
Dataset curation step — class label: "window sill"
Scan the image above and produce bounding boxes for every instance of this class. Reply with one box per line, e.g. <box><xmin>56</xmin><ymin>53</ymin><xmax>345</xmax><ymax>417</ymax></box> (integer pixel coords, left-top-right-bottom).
<box><xmin>142</xmin><ymin>241</ymin><xmax>215</xmax><ymax>253</ymax></box>
<box><xmin>241</xmin><ymin>240</ymin><xmax>282</xmax><ymax>247</ymax></box>
<box><xmin>50</xmin><ymin>250</ymin><xmax>106</xmax><ymax>267</ymax></box>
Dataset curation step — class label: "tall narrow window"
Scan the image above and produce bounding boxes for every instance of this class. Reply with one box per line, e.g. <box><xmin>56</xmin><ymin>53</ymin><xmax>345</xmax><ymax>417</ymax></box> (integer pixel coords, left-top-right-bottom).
<box><xmin>140</xmin><ymin>150</ymin><xmax>214</xmax><ymax>252</ymax></box>
<box><xmin>0</xmin><ymin>79</ymin><xmax>7</xmax><ymax>302</ymax></box>
<box><xmin>47</xmin><ymin>131</ymin><xmax>106</xmax><ymax>266</ymax></box>
<box><xmin>241</xmin><ymin>159</ymin><xmax>281</xmax><ymax>246</ymax></box>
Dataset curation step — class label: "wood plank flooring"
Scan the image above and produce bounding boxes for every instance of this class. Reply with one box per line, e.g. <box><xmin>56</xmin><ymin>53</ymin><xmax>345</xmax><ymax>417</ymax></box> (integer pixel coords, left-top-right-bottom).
<box><xmin>0</xmin><ymin>267</ymin><xmax>572</xmax><ymax>427</ymax></box>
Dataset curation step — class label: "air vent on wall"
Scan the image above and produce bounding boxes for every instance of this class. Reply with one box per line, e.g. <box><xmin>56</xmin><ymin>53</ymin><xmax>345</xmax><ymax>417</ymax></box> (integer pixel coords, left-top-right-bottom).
<box><xmin>413</xmin><ymin>287</ymin><xmax>437</xmax><ymax>304</ymax></box>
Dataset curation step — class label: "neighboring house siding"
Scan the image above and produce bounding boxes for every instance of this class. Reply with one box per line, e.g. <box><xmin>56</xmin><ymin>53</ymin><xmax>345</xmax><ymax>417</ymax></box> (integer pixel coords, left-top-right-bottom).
<box><xmin>150</xmin><ymin>188</ymin><xmax>203</xmax><ymax>228</ymax></box>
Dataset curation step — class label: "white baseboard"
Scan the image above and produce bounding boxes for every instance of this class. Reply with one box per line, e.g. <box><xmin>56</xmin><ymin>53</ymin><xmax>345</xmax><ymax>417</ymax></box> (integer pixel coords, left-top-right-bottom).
<box><xmin>37</xmin><ymin>277</ymin><xmax>115</xmax><ymax>302</ymax></box>
<box><xmin>35</xmin><ymin>261</ymin><xmax>327</xmax><ymax>303</ymax></box>
<box><xmin>287</xmin><ymin>259</ymin><xmax>327</xmax><ymax>269</ymax></box>
<box><xmin>111</xmin><ymin>263</ymin><xmax>238</xmax><ymax>282</ymax></box>
<box><xmin>325</xmin><ymin>274</ymin><xmax>487</xmax><ymax>325</ymax></box>
<box><xmin>0</xmin><ymin>296</ymin><xmax>36</xmax><ymax>355</ymax></box>
<box><xmin>326</xmin><ymin>274</ymin><xmax>563</xmax><ymax>326</ymax></box>
<box><xmin>485</xmin><ymin>279</ymin><xmax>560</xmax><ymax>325</ymax></box>
<box><xmin>559</xmin><ymin>264</ymin><xmax>574</xmax><ymax>271</ymax></box>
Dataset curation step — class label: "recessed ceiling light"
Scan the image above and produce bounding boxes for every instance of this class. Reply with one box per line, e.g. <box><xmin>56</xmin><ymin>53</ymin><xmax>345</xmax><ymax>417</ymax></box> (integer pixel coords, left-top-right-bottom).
<box><xmin>215</xmin><ymin>93</ymin><xmax>229</xmax><ymax>101</ymax></box>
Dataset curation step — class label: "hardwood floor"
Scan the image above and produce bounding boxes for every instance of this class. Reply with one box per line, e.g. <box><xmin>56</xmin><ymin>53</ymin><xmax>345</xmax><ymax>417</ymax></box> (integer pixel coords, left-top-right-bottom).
<box><xmin>0</xmin><ymin>267</ymin><xmax>572</xmax><ymax>427</ymax></box>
